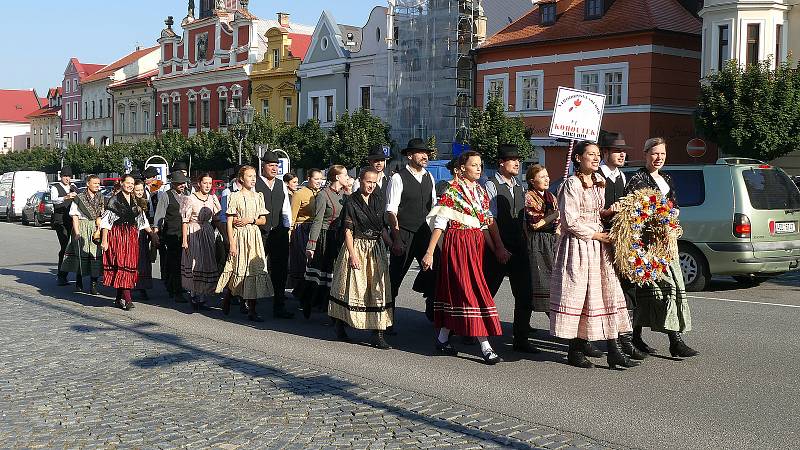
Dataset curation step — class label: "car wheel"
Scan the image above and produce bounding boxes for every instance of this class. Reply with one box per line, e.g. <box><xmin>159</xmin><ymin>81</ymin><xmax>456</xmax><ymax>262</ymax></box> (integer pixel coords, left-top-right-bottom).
<box><xmin>732</xmin><ymin>275</ymin><xmax>772</xmax><ymax>286</ymax></box>
<box><xmin>678</xmin><ymin>242</ymin><xmax>710</xmax><ymax>292</ymax></box>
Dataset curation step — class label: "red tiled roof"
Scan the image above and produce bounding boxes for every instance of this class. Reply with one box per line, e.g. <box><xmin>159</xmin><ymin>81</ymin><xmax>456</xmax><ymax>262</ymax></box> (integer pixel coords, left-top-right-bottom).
<box><xmin>288</xmin><ymin>32</ymin><xmax>312</xmax><ymax>60</ymax></box>
<box><xmin>108</xmin><ymin>68</ymin><xmax>159</xmax><ymax>89</ymax></box>
<box><xmin>482</xmin><ymin>0</ymin><xmax>701</xmax><ymax>49</ymax></box>
<box><xmin>26</xmin><ymin>105</ymin><xmax>60</xmax><ymax>119</ymax></box>
<box><xmin>0</xmin><ymin>90</ymin><xmax>42</xmax><ymax>123</ymax></box>
<box><xmin>82</xmin><ymin>46</ymin><xmax>159</xmax><ymax>84</ymax></box>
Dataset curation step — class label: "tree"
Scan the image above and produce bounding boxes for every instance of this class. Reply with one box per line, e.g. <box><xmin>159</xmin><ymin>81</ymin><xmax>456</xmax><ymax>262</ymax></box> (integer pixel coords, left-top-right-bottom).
<box><xmin>277</xmin><ymin>119</ymin><xmax>329</xmax><ymax>169</ymax></box>
<box><xmin>327</xmin><ymin>109</ymin><xmax>393</xmax><ymax>169</ymax></box>
<box><xmin>468</xmin><ymin>97</ymin><xmax>533</xmax><ymax>164</ymax></box>
<box><xmin>696</xmin><ymin>59</ymin><xmax>800</xmax><ymax>161</ymax></box>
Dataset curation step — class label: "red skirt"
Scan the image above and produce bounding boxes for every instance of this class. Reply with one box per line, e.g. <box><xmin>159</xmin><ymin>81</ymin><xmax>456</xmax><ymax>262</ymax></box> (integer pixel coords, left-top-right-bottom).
<box><xmin>103</xmin><ymin>223</ymin><xmax>140</xmax><ymax>289</ymax></box>
<box><xmin>434</xmin><ymin>228</ymin><xmax>502</xmax><ymax>337</ymax></box>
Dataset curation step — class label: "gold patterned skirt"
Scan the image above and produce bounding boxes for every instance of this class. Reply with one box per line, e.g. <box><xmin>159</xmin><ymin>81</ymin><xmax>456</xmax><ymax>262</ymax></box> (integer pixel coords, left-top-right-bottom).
<box><xmin>328</xmin><ymin>238</ymin><xmax>393</xmax><ymax>330</ymax></box>
<box><xmin>215</xmin><ymin>224</ymin><xmax>273</xmax><ymax>300</ymax></box>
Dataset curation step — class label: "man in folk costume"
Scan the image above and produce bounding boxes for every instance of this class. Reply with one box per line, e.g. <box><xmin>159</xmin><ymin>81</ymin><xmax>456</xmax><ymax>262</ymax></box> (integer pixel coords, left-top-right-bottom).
<box><xmin>154</xmin><ymin>171</ymin><xmax>190</xmax><ymax>302</ymax></box>
<box><xmin>598</xmin><ymin>131</ymin><xmax>647</xmax><ymax>361</ymax></box>
<box><xmin>61</xmin><ymin>174</ymin><xmax>104</xmax><ymax>294</ymax></box>
<box><xmin>142</xmin><ymin>166</ymin><xmax>161</xmax><ymax>223</ymax></box>
<box><xmin>386</xmin><ymin>138</ymin><xmax>439</xmax><ymax>329</ymax></box>
<box><xmin>483</xmin><ymin>144</ymin><xmax>540</xmax><ymax>354</ymax></box>
<box><xmin>355</xmin><ymin>145</ymin><xmax>390</xmax><ymax>200</ymax></box>
<box><xmin>255</xmin><ymin>151</ymin><xmax>295</xmax><ymax>319</ymax></box>
<box><xmin>51</xmin><ymin>166</ymin><xmax>78</xmax><ymax>286</ymax></box>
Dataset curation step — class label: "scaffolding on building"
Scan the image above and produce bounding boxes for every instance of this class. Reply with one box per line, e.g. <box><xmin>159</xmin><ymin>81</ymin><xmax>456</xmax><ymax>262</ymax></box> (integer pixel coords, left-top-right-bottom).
<box><xmin>388</xmin><ymin>0</ymin><xmax>486</xmax><ymax>158</ymax></box>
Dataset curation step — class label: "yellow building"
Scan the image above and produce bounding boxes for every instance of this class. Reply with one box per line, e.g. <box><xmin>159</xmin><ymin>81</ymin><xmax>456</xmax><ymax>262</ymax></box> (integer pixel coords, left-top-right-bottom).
<box><xmin>250</xmin><ymin>13</ymin><xmax>313</xmax><ymax>124</ymax></box>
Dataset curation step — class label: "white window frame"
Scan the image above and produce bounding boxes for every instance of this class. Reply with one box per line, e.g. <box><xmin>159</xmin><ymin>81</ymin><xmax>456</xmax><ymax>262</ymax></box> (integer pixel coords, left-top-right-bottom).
<box><xmin>307</xmin><ymin>89</ymin><xmax>336</xmax><ymax>125</ymax></box>
<box><xmin>72</xmin><ymin>79</ymin><xmax>77</xmax><ymax>92</ymax></box>
<box><xmin>73</xmin><ymin>102</ymin><xmax>78</xmax><ymax>120</ymax></box>
<box><xmin>262</xmin><ymin>98</ymin><xmax>269</xmax><ymax>117</ymax></box>
<box><xmin>283</xmin><ymin>97</ymin><xmax>292</xmax><ymax>122</ymax></box>
<box><xmin>708</xmin><ymin>19</ymin><xmax>735</xmax><ymax>74</ymax></box>
<box><xmin>273</xmin><ymin>48</ymin><xmax>280</xmax><ymax>69</ymax></box>
<box><xmin>515</xmin><ymin>70</ymin><xmax>544</xmax><ymax>111</ymax></box>
<box><xmin>483</xmin><ymin>73</ymin><xmax>509</xmax><ymax>109</ymax></box>
<box><xmin>740</xmin><ymin>19</ymin><xmax>766</xmax><ymax>66</ymax></box>
<box><xmin>143</xmin><ymin>108</ymin><xmax>151</xmax><ymax>133</ymax></box>
<box><xmin>359</xmin><ymin>85</ymin><xmax>372</xmax><ymax>111</ymax></box>
<box><xmin>574</xmin><ymin>62</ymin><xmax>629</xmax><ymax>107</ymax></box>
<box><xmin>119</xmin><ymin>108</ymin><xmax>126</xmax><ymax>134</ymax></box>
<box><xmin>73</xmin><ymin>132</ymin><xmax>78</xmax><ymax>142</ymax></box>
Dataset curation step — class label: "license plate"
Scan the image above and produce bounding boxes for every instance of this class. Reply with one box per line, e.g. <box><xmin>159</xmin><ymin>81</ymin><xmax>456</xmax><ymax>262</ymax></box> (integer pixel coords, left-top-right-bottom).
<box><xmin>774</xmin><ymin>221</ymin><xmax>796</xmax><ymax>234</ymax></box>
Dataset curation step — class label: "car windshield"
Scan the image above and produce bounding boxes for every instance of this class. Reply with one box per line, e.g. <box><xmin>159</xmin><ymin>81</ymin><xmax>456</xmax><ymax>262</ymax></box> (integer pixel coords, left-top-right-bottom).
<box><xmin>741</xmin><ymin>168</ymin><xmax>800</xmax><ymax>210</ymax></box>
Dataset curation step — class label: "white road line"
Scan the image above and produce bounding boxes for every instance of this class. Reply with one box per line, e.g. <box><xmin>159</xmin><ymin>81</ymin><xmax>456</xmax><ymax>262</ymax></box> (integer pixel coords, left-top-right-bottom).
<box><xmin>689</xmin><ymin>295</ymin><xmax>800</xmax><ymax>309</ymax></box>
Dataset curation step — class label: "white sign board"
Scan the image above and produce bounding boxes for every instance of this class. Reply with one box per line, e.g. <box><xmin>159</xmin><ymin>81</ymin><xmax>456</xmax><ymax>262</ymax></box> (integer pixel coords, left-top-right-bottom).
<box><xmin>548</xmin><ymin>87</ymin><xmax>606</xmax><ymax>143</ymax></box>
<box><xmin>277</xmin><ymin>158</ymin><xmax>290</xmax><ymax>177</ymax></box>
<box><xmin>145</xmin><ymin>164</ymin><xmax>169</xmax><ymax>182</ymax></box>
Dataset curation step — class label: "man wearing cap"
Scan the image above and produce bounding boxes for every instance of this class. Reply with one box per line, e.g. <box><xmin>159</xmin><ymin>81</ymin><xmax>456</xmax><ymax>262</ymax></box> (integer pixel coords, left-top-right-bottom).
<box><xmin>142</xmin><ymin>166</ymin><xmax>160</xmax><ymax>223</ymax></box>
<box><xmin>484</xmin><ymin>144</ymin><xmax>539</xmax><ymax>353</ymax></box>
<box><xmin>154</xmin><ymin>171</ymin><xmax>190</xmax><ymax>302</ymax></box>
<box><xmin>255</xmin><ymin>151</ymin><xmax>294</xmax><ymax>319</ymax></box>
<box><xmin>356</xmin><ymin>145</ymin><xmax>390</xmax><ymax>200</ymax></box>
<box><xmin>51</xmin><ymin>166</ymin><xmax>78</xmax><ymax>286</ymax></box>
<box><xmin>598</xmin><ymin>131</ymin><xmax>648</xmax><ymax>361</ymax></box>
<box><xmin>161</xmin><ymin>161</ymin><xmax>191</xmax><ymax>194</ymax></box>
<box><xmin>386</xmin><ymin>138</ymin><xmax>439</xmax><ymax>327</ymax></box>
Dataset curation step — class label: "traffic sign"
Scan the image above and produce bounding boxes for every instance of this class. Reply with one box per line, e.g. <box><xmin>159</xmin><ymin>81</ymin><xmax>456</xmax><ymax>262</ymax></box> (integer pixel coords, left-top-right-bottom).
<box><xmin>687</xmin><ymin>138</ymin><xmax>706</xmax><ymax>158</ymax></box>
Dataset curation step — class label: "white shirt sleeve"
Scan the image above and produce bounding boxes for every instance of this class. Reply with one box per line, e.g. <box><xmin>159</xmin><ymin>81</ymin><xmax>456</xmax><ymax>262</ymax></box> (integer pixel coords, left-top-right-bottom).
<box><xmin>485</xmin><ymin>179</ymin><xmax>498</xmax><ymax>217</ymax></box>
<box><xmin>385</xmin><ymin>173</ymin><xmax>403</xmax><ymax>214</ymax></box>
<box><xmin>281</xmin><ymin>182</ymin><xmax>292</xmax><ymax>228</ymax></box>
<box><xmin>51</xmin><ymin>185</ymin><xmax>65</xmax><ymax>205</ymax></box>
<box><xmin>136</xmin><ymin>212</ymin><xmax>150</xmax><ymax>231</ymax></box>
<box><xmin>432</xmin><ymin>214</ymin><xmax>449</xmax><ymax>230</ymax></box>
<box><xmin>153</xmin><ymin>191</ymin><xmax>168</xmax><ymax>228</ymax></box>
<box><xmin>68</xmin><ymin>202</ymin><xmax>85</xmax><ymax>219</ymax></box>
<box><xmin>99</xmin><ymin>210</ymin><xmax>117</xmax><ymax>230</ymax></box>
<box><xmin>429</xmin><ymin>172</ymin><xmax>437</xmax><ymax>207</ymax></box>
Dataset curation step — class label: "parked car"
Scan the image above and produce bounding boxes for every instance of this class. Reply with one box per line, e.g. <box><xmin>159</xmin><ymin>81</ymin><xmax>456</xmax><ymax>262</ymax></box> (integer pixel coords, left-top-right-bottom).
<box><xmin>21</xmin><ymin>191</ymin><xmax>54</xmax><ymax>226</ymax></box>
<box><xmin>622</xmin><ymin>158</ymin><xmax>800</xmax><ymax>291</ymax></box>
<box><xmin>0</xmin><ymin>171</ymin><xmax>49</xmax><ymax>222</ymax></box>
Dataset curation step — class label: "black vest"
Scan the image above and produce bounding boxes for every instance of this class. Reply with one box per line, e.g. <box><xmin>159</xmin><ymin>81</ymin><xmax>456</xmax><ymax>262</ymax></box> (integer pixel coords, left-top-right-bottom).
<box><xmin>490</xmin><ymin>178</ymin><xmax>525</xmax><ymax>249</ymax></box>
<box><xmin>397</xmin><ymin>169</ymin><xmax>433</xmax><ymax>232</ymax></box>
<box><xmin>603</xmin><ymin>172</ymin><xmax>625</xmax><ymax>209</ymax></box>
<box><xmin>52</xmin><ymin>183</ymin><xmax>76</xmax><ymax>225</ymax></box>
<box><xmin>163</xmin><ymin>190</ymin><xmax>183</xmax><ymax>236</ymax></box>
<box><xmin>255</xmin><ymin>176</ymin><xmax>286</xmax><ymax>232</ymax></box>
<box><xmin>377</xmin><ymin>174</ymin><xmax>389</xmax><ymax>202</ymax></box>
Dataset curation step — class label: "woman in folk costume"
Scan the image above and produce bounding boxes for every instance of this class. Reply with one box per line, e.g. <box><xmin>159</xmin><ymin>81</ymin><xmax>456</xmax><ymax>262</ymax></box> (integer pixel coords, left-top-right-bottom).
<box><xmin>329</xmin><ymin>168</ymin><xmax>395</xmax><ymax>349</ymax></box>
<box><xmin>216</xmin><ymin>165</ymin><xmax>273</xmax><ymax>322</ymax></box>
<box><xmin>624</xmin><ymin>137</ymin><xmax>697</xmax><ymax>358</ymax></box>
<box><xmin>421</xmin><ymin>151</ymin><xmax>502</xmax><ymax>365</ymax></box>
<box><xmin>133</xmin><ymin>180</ymin><xmax>155</xmax><ymax>299</ymax></box>
<box><xmin>549</xmin><ymin>141</ymin><xmax>638</xmax><ymax>369</ymax></box>
<box><xmin>181</xmin><ymin>173</ymin><xmax>222</xmax><ymax>312</ymax></box>
<box><xmin>523</xmin><ymin>165</ymin><xmax>559</xmax><ymax>314</ymax></box>
<box><xmin>62</xmin><ymin>174</ymin><xmax>104</xmax><ymax>295</ymax></box>
<box><xmin>100</xmin><ymin>174</ymin><xmax>159</xmax><ymax>310</ymax></box>
<box><xmin>288</xmin><ymin>169</ymin><xmax>324</xmax><ymax>293</ymax></box>
<box><xmin>300</xmin><ymin>165</ymin><xmax>351</xmax><ymax>319</ymax></box>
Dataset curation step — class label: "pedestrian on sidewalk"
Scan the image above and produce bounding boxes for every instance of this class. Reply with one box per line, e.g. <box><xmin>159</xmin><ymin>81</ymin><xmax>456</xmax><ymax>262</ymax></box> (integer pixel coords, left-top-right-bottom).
<box><xmin>288</xmin><ymin>168</ymin><xmax>323</xmax><ymax>294</ymax></box>
<box><xmin>422</xmin><ymin>151</ymin><xmax>503</xmax><ymax>365</ymax></box>
<box><xmin>181</xmin><ymin>173</ymin><xmax>222</xmax><ymax>312</ymax></box>
<box><xmin>255</xmin><ymin>151</ymin><xmax>295</xmax><ymax>319</ymax></box>
<box><xmin>386</xmin><ymin>138</ymin><xmax>439</xmax><ymax>330</ymax></box>
<box><xmin>549</xmin><ymin>141</ymin><xmax>637</xmax><ymax>369</ymax></box>
<box><xmin>154</xmin><ymin>171</ymin><xmax>190</xmax><ymax>303</ymax></box>
<box><xmin>61</xmin><ymin>174</ymin><xmax>104</xmax><ymax>294</ymax></box>
<box><xmin>52</xmin><ymin>166</ymin><xmax>78</xmax><ymax>286</ymax></box>
<box><xmin>100</xmin><ymin>174</ymin><xmax>159</xmax><ymax>311</ymax></box>
<box><xmin>301</xmin><ymin>165</ymin><xmax>350</xmax><ymax>319</ymax></box>
<box><xmin>624</xmin><ymin>137</ymin><xmax>698</xmax><ymax>358</ymax></box>
<box><xmin>133</xmin><ymin>180</ymin><xmax>155</xmax><ymax>299</ymax></box>
<box><xmin>484</xmin><ymin>144</ymin><xmax>539</xmax><ymax>354</ymax></box>
<box><xmin>216</xmin><ymin>165</ymin><xmax>272</xmax><ymax>322</ymax></box>
<box><xmin>328</xmin><ymin>168</ymin><xmax>394</xmax><ymax>348</ymax></box>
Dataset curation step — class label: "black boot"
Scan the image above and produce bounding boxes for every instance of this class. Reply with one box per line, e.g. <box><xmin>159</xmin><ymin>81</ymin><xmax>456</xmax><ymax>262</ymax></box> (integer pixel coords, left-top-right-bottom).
<box><xmin>607</xmin><ymin>339</ymin><xmax>640</xmax><ymax>369</ymax></box>
<box><xmin>273</xmin><ymin>297</ymin><xmax>295</xmax><ymax>319</ymax></box>
<box><xmin>334</xmin><ymin>320</ymin><xmax>351</xmax><ymax>342</ymax></box>
<box><xmin>668</xmin><ymin>331</ymin><xmax>699</xmax><ymax>358</ymax></box>
<box><xmin>567</xmin><ymin>338</ymin><xmax>594</xmax><ymax>368</ymax></box>
<box><xmin>632</xmin><ymin>326</ymin><xmax>657</xmax><ymax>354</ymax></box>
<box><xmin>578</xmin><ymin>338</ymin><xmax>603</xmax><ymax>358</ymax></box>
<box><xmin>371</xmin><ymin>330</ymin><xmax>391</xmax><ymax>349</ymax></box>
<box><xmin>57</xmin><ymin>272</ymin><xmax>69</xmax><ymax>286</ymax></box>
<box><xmin>512</xmin><ymin>338</ymin><xmax>541</xmax><ymax>354</ymax></box>
<box><xmin>247</xmin><ymin>299</ymin><xmax>263</xmax><ymax>322</ymax></box>
<box><xmin>222</xmin><ymin>293</ymin><xmax>231</xmax><ymax>316</ymax></box>
<box><xmin>619</xmin><ymin>332</ymin><xmax>647</xmax><ymax>360</ymax></box>
<box><xmin>74</xmin><ymin>277</ymin><xmax>84</xmax><ymax>292</ymax></box>
<box><xmin>90</xmin><ymin>279</ymin><xmax>99</xmax><ymax>295</ymax></box>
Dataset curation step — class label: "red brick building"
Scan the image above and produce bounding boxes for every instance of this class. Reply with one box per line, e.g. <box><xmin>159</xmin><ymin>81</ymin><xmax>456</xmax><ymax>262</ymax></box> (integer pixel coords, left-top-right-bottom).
<box><xmin>475</xmin><ymin>0</ymin><xmax>714</xmax><ymax>176</ymax></box>
<box><xmin>152</xmin><ymin>1</ymin><xmax>267</xmax><ymax>136</ymax></box>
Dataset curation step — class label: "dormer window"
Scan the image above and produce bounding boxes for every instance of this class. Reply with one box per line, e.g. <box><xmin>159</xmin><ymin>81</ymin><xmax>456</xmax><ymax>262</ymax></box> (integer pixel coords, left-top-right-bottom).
<box><xmin>540</xmin><ymin>3</ymin><xmax>556</xmax><ymax>25</ymax></box>
<box><xmin>586</xmin><ymin>0</ymin><xmax>603</xmax><ymax>20</ymax></box>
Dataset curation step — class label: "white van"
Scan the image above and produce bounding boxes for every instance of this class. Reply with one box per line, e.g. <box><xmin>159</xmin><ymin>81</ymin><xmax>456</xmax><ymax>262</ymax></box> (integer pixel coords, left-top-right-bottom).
<box><xmin>0</xmin><ymin>171</ymin><xmax>49</xmax><ymax>221</ymax></box>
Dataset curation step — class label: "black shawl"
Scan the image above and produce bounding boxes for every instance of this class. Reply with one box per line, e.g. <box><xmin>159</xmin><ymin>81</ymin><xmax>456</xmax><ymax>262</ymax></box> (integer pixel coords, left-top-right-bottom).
<box><xmin>106</xmin><ymin>192</ymin><xmax>140</xmax><ymax>225</ymax></box>
<box><xmin>343</xmin><ymin>191</ymin><xmax>385</xmax><ymax>240</ymax></box>
<box><xmin>624</xmin><ymin>168</ymin><xmax>677</xmax><ymax>204</ymax></box>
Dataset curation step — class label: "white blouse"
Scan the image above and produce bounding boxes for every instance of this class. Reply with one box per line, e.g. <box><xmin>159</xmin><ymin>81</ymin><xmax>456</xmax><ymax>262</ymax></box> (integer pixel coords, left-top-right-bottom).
<box><xmin>99</xmin><ymin>209</ymin><xmax>150</xmax><ymax>231</ymax></box>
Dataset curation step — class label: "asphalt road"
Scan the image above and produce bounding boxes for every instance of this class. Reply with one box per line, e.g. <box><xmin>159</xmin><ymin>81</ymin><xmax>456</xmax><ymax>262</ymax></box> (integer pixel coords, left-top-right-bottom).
<box><xmin>1</xmin><ymin>221</ymin><xmax>798</xmax><ymax>449</ymax></box>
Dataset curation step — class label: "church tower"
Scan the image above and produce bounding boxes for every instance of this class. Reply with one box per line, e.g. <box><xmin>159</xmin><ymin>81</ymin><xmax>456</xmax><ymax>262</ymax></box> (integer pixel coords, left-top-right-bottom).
<box><xmin>199</xmin><ymin>0</ymin><xmax>242</xmax><ymax>19</ymax></box>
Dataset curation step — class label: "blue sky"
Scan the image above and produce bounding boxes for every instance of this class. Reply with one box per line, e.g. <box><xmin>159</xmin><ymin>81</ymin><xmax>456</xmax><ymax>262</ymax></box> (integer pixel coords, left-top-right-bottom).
<box><xmin>1</xmin><ymin>0</ymin><xmax>383</xmax><ymax>96</ymax></box>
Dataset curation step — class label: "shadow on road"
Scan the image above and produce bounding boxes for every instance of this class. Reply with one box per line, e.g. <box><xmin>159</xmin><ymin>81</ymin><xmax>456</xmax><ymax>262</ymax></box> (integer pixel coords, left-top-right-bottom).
<box><xmin>9</xmin><ymin>289</ymin><xmax>552</xmax><ymax>449</ymax></box>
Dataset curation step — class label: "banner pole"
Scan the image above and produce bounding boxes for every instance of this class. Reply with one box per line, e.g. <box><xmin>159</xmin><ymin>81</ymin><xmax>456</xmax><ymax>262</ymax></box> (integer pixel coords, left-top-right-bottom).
<box><xmin>563</xmin><ymin>139</ymin><xmax>575</xmax><ymax>180</ymax></box>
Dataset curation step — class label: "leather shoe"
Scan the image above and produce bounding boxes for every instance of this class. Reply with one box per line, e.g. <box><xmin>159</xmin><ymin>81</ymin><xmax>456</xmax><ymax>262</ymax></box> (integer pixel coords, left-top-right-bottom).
<box><xmin>512</xmin><ymin>339</ymin><xmax>541</xmax><ymax>354</ymax></box>
<box><xmin>482</xmin><ymin>350</ymin><xmax>502</xmax><ymax>365</ymax></box>
<box><xmin>435</xmin><ymin>338</ymin><xmax>457</xmax><ymax>356</ymax></box>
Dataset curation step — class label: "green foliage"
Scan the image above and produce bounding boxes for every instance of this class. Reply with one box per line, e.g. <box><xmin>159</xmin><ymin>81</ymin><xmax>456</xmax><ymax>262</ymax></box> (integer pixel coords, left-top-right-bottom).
<box><xmin>696</xmin><ymin>59</ymin><xmax>800</xmax><ymax>161</ymax></box>
<box><xmin>0</xmin><ymin>148</ymin><xmax>59</xmax><ymax>174</ymax></box>
<box><xmin>327</xmin><ymin>109</ymin><xmax>393</xmax><ymax>169</ymax></box>
<box><xmin>468</xmin><ymin>97</ymin><xmax>533</xmax><ymax>164</ymax></box>
<box><xmin>277</xmin><ymin>119</ymin><xmax>329</xmax><ymax>169</ymax></box>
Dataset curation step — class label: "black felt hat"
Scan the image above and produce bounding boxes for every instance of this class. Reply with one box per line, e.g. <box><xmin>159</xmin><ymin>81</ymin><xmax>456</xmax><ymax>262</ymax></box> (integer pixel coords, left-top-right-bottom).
<box><xmin>142</xmin><ymin>166</ymin><xmax>159</xmax><ymax>179</ymax></box>
<box><xmin>402</xmin><ymin>138</ymin><xmax>431</xmax><ymax>155</ymax></box>
<box><xmin>497</xmin><ymin>144</ymin><xmax>521</xmax><ymax>160</ymax></box>
<box><xmin>598</xmin><ymin>130</ymin><xmax>631</xmax><ymax>150</ymax></box>
<box><xmin>169</xmin><ymin>171</ymin><xmax>190</xmax><ymax>184</ymax></box>
<box><xmin>260</xmin><ymin>151</ymin><xmax>280</xmax><ymax>163</ymax></box>
<box><xmin>366</xmin><ymin>144</ymin><xmax>389</xmax><ymax>161</ymax></box>
<box><xmin>129</xmin><ymin>169</ymin><xmax>143</xmax><ymax>181</ymax></box>
<box><xmin>60</xmin><ymin>166</ymin><xmax>73</xmax><ymax>177</ymax></box>
<box><xmin>171</xmin><ymin>161</ymin><xmax>189</xmax><ymax>172</ymax></box>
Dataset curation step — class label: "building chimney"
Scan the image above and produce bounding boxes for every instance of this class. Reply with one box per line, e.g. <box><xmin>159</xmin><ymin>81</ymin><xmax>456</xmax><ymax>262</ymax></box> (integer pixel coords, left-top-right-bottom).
<box><xmin>277</xmin><ymin>12</ymin><xmax>290</xmax><ymax>28</ymax></box>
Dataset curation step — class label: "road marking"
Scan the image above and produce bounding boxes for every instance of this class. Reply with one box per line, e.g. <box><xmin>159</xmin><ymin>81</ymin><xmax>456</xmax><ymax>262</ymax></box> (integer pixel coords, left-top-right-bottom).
<box><xmin>689</xmin><ymin>295</ymin><xmax>800</xmax><ymax>309</ymax></box>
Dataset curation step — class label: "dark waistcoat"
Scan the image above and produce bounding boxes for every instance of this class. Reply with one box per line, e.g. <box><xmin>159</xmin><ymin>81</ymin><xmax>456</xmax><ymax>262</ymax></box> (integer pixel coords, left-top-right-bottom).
<box><xmin>255</xmin><ymin>176</ymin><xmax>286</xmax><ymax>232</ymax></box>
<box><xmin>397</xmin><ymin>169</ymin><xmax>433</xmax><ymax>232</ymax></box>
<box><xmin>162</xmin><ymin>190</ymin><xmax>183</xmax><ymax>236</ymax></box>
<box><xmin>604</xmin><ymin>173</ymin><xmax>625</xmax><ymax>209</ymax></box>
<box><xmin>52</xmin><ymin>183</ymin><xmax>76</xmax><ymax>225</ymax></box>
<box><xmin>491</xmin><ymin>179</ymin><xmax>525</xmax><ymax>248</ymax></box>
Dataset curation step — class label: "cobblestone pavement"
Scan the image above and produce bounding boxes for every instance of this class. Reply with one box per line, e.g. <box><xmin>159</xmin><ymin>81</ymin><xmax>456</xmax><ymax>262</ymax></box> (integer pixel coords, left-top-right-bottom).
<box><xmin>0</xmin><ymin>289</ymin><xmax>616</xmax><ymax>450</ymax></box>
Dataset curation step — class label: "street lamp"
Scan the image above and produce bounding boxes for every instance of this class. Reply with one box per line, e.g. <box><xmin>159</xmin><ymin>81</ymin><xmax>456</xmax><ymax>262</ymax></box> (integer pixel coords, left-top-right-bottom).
<box><xmin>55</xmin><ymin>137</ymin><xmax>67</xmax><ymax>169</ymax></box>
<box><xmin>227</xmin><ymin>98</ymin><xmax>255</xmax><ymax>165</ymax></box>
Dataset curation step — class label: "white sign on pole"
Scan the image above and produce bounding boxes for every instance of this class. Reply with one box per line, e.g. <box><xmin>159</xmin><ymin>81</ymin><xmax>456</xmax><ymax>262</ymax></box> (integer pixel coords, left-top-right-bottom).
<box><xmin>548</xmin><ymin>87</ymin><xmax>606</xmax><ymax>143</ymax></box>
